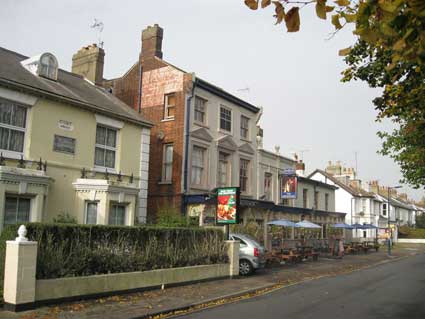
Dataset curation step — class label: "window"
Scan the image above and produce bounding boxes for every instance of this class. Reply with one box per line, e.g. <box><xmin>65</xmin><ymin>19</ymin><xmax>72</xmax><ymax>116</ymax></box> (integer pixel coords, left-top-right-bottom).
<box><xmin>109</xmin><ymin>204</ymin><xmax>126</xmax><ymax>225</ymax></box>
<box><xmin>363</xmin><ymin>230</ymin><xmax>367</xmax><ymax>238</ymax></box>
<box><xmin>164</xmin><ymin>93</ymin><xmax>176</xmax><ymax>119</ymax></box>
<box><xmin>303</xmin><ymin>189</ymin><xmax>308</xmax><ymax>208</ymax></box>
<box><xmin>325</xmin><ymin>193</ymin><xmax>329</xmax><ymax>211</ymax></box>
<box><xmin>162</xmin><ymin>144</ymin><xmax>173</xmax><ymax>182</ymax></box>
<box><xmin>39</xmin><ymin>53</ymin><xmax>58</xmax><ymax>80</ymax></box>
<box><xmin>94</xmin><ymin>125</ymin><xmax>117</xmax><ymax>169</ymax></box>
<box><xmin>0</xmin><ymin>100</ymin><xmax>27</xmax><ymax>153</ymax></box>
<box><xmin>218</xmin><ymin>152</ymin><xmax>230</xmax><ymax>187</ymax></box>
<box><xmin>283</xmin><ymin>199</ymin><xmax>290</xmax><ymax>205</ymax></box>
<box><xmin>383</xmin><ymin>203</ymin><xmax>387</xmax><ymax>216</ymax></box>
<box><xmin>85</xmin><ymin>202</ymin><xmax>98</xmax><ymax>224</ymax></box>
<box><xmin>53</xmin><ymin>135</ymin><xmax>76</xmax><ymax>154</ymax></box>
<box><xmin>314</xmin><ymin>191</ymin><xmax>319</xmax><ymax>209</ymax></box>
<box><xmin>240</xmin><ymin>115</ymin><xmax>249</xmax><ymax>139</ymax></box>
<box><xmin>264</xmin><ymin>173</ymin><xmax>272</xmax><ymax>200</ymax></box>
<box><xmin>194</xmin><ymin>96</ymin><xmax>206</xmax><ymax>124</ymax></box>
<box><xmin>239</xmin><ymin>159</ymin><xmax>249</xmax><ymax>193</ymax></box>
<box><xmin>191</xmin><ymin>146</ymin><xmax>206</xmax><ymax>185</ymax></box>
<box><xmin>220</xmin><ymin>107</ymin><xmax>231</xmax><ymax>132</ymax></box>
<box><xmin>4</xmin><ymin>196</ymin><xmax>30</xmax><ymax>225</ymax></box>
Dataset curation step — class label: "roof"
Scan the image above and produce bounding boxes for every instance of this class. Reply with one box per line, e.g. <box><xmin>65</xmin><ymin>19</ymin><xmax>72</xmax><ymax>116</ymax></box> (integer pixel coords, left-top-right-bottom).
<box><xmin>308</xmin><ymin>169</ymin><xmax>375</xmax><ymax>197</ymax></box>
<box><xmin>258</xmin><ymin>148</ymin><xmax>297</xmax><ymax>163</ymax></box>
<box><xmin>297</xmin><ymin>176</ymin><xmax>339</xmax><ymax>190</ymax></box>
<box><xmin>156</xmin><ymin>57</ymin><xmax>260</xmax><ymax>113</ymax></box>
<box><xmin>0</xmin><ymin>47</ymin><xmax>152</xmax><ymax>127</ymax></box>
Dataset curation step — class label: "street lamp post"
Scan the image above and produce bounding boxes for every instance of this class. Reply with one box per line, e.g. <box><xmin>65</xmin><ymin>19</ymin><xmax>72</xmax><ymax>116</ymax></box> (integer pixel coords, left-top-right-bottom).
<box><xmin>387</xmin><ymin>185</ymin><xmax>402</xmax><ymax>256</ymax></box>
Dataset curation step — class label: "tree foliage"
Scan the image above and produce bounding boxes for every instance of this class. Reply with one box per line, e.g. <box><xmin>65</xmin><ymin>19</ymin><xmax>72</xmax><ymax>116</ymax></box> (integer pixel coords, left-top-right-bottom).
<box><xmin>244</xmin><ymin>0</ymin><xmax>425</xmax><ymax>188</ymax></box>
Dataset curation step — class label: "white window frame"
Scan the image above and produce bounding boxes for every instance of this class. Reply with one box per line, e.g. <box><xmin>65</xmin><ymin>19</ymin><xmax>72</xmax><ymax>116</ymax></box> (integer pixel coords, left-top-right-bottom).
<box><xmin>219</xmin><ymin>106</ymin><xmax>232</xmax><ymax>133</ymax></box>
<box><xmin>162</xmin><ymin>143</ymin><xmax>173</xmax><ymax>183</ymax></box>
<box><xmin>94</xmin><ymin>125</ymin><xmax>118</xmax><ymax>171</ymax></box>
<box><xmin>217</xmin><ymin>151</ymin><xmax>231</xmax><ymax>188</ymax></box>
<box><xmin>240</xmin><ymin>115</ymin><xmax>250</xmax><ymax>140</ymax></box>
<box><xmin>109</xmin><ymin>203</ymin><xmax>127</xmax><ymax>225</ymax></box>
<box><xmin>0</xmin><ymin>98</ymin><xmax>28</xmax><ymax>158</ymax></box>
<box><xmin>239</xmin><ymin>158</ymin><xmax>250</xmax><ymax>194</ymax></box>
<box><xmin>191</xmin><ymin>145</ymin><xmax>208</xmax><ymax>186</ymax></box>
<box><xmin>194</xmin><ymin>96</ymin><xmax>207</xmax><ymax>125</ymax></box>
<box><xmin>164</xmin><ymin>93</ymin><xmax>176</xmax><ymax>120</ymax></box>
<box><xmin>264</xmin><ymin>172</ymin><xmax>272</xmax><ymax>200</ymax></box>
<box><xmin>84</xmin><ymin>201</ymin><xmax>98</xmax><ymax>225</ymax></box>
<box><xmin>4</xmin><ymin>195</ymin><xmax>31</xmax><ymax>226</ymax></box>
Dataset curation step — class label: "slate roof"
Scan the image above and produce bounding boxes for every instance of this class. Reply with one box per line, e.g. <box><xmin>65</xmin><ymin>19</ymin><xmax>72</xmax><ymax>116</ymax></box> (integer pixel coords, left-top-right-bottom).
<box><xmin>0</xmin><ymin>47</ymin><xmax>152</xmax><ymax>127</ymax></box>
<box><xmin>308</xmin><ymin>169</ymin><xmax>375</xmax><ymax>197</ymax></box>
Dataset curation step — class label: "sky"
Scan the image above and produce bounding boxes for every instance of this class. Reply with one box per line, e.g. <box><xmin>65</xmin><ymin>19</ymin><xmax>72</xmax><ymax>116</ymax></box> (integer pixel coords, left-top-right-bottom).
<box><xmin>1</xmin><ymin>0</ymin><xmax>423</xmax><ymax>201</ymax></box>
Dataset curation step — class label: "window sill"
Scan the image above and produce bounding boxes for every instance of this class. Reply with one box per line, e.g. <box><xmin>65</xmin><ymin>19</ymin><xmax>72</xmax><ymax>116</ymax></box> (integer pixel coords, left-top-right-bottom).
<box><xmin>194</xmin><ymin>122</ymin><xmax>209</xmax><ymax>129</ymax></box>
<box><xmin>92</xmin><ymin>166</ymin><xmax>117</xmax><ymax>174</ymax></box>
<box><xmin>158</xmin><ymin>181</ymin><xmax>172</xmax><ymax>185</ymax></box>
<box><xmin>161</xmin><ymin>118</ymin><xmax>175</xmax><ymax>123</ymax></box>
<box><xmin>0</xmin><ymin>150</ymin><xmax>24</xmax><ymax>160</ymax></box>
<box><xmin>218</xmin><ymin>129</ymin><xmax>232</xmax><ymax>136</ymax></box>
<box><xmin>190</xmin><ymin>185</ymin><xmax>210</xmax><ymax>191</ymax></box>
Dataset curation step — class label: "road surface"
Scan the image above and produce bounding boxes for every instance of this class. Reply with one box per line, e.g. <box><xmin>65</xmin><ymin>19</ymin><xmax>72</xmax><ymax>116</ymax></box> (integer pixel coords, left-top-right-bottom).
<box><xmin>179</xmin><ymin>253</ymin><xmax>425</xmax><ymax>319</ymax></box>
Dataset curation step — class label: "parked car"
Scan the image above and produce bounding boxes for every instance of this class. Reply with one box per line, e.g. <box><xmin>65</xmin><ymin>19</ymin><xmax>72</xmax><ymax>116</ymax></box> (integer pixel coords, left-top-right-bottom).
<box><xmin>229</xmin><ymin>233</ymin><xmax>266</xmax><ymax>276</ymax></box>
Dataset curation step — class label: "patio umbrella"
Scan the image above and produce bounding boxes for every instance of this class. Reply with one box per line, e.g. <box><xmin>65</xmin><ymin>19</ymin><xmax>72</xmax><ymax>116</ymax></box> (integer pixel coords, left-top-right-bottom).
<box><xmin>362</xmin><ymin>224</ymin><xmax>378</xmax><ymax>229</ymax></box>
<box><xmin>352</xmin><ymin>223</ymin><xmax>366</xmax><ymax>229</ymax></box>
<box><xmin>267</xmin><ymin>219</ymin><xmax>297</xmax><ymax>227</ymax></box>
<box><xmin>295</xmin><ymin>220</ymin><xmax>322</xmax><ymax>229</ymax></box>
<box><xmin>331</xmin><ymin>223</ymin><xmax>354</xmax><ymax>229</ymax></box>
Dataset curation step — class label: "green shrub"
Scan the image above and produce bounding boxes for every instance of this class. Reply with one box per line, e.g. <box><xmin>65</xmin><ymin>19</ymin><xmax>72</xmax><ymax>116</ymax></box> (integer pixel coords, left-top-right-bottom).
<box><xmin>155</xmin><ymin>205</ymin><xmax>198</xmax><ymax>227</ymax></box>
<box><xmin>52</xmin><ymin>213</ymin><xmax>77</xmax><ymax>223</ymax></box>
<box><xmin>0</xmin><ymin>223</ymin><xmax>227</xmax><ymax>284</ymax></box>
<box><xmin>398</xmin><ymin>226</ymin><xmax>425</xmax><ymax>239</ymax></box>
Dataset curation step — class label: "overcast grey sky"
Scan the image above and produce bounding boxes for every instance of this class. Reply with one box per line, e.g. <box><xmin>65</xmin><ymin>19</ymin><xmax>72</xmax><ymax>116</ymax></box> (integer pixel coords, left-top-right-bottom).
<box><xmin>1</xmin><ymin>0</ymin><xmax>423</xmax><ymax>200</ymax></box>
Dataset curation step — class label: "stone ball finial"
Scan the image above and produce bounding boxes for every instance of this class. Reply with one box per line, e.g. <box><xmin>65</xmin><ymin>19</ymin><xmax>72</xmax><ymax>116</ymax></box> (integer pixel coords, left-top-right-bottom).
<box><xmin>16</xmin><ymin>225</ymin><xmax>28</xmax><ymax>242</ymax></box>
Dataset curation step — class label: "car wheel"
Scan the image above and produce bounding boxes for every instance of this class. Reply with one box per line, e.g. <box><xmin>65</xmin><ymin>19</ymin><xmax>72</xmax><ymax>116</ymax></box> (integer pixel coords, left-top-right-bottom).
<box><xmin>239</xmin><ymin>259</ymin><xmax>253</xmax><ymax>276</ymax></box>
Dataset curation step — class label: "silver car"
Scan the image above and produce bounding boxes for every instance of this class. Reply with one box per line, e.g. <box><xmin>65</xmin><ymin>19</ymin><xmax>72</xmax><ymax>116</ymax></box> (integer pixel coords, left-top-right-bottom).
<box><xmin>230</xmin><ymin>233</ymin><xmax>266</xmax><ymax>276</ymax></box>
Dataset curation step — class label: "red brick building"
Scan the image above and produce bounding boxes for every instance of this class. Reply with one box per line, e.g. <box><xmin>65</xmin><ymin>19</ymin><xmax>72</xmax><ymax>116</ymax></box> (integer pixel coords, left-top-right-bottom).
<box><xmin>106</xmin><ymin>25</ymin><xmax>260</xmax><ymax>220</ymax></box>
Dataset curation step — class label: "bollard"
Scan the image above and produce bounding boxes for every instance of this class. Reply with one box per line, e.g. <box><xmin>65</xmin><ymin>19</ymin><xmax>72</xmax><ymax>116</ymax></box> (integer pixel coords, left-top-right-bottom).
<box><xmin>226</xmin><ymin>240</ymin><xmax>240</xmax><ymax>278</ymax></box>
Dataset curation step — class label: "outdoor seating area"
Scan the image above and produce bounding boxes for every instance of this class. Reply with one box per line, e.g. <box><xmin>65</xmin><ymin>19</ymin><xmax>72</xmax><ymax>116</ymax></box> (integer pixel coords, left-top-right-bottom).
<box><xmin>265</xmin><ymin>219</ymin><xmax>382</xmax><ymax>267</ymax></box>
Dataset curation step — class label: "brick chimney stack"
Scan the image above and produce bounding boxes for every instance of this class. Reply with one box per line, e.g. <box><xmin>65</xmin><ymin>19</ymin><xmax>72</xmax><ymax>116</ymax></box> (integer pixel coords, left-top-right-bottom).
<box><xmin>72</xmin><ymin>44</ymin><xmax>105</xmax><ymax>86</ymax></box>
<box><xmin>141</xmin><ymin>24</ymin><xmax>163</xmax><ymax>60</ymax></box>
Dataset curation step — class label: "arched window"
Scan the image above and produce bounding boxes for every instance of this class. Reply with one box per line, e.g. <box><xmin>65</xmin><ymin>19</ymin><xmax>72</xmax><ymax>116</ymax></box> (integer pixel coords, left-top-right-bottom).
<box><xmin>39</xmin><ymin>53</ymin><xmax>58</xmax><ymax>80</ymax></box>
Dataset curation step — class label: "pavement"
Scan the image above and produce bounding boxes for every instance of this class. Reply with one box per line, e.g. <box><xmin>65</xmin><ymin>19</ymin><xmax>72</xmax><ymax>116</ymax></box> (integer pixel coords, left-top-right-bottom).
<box><xmin>1</xmin><ymin>244</ymin><xmax>424</xmax><ymax>319</ymax></box>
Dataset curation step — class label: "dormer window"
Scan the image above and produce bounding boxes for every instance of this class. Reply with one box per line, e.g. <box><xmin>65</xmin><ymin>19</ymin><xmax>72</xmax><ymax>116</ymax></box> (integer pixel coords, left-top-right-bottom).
<box><xmin>39</xmin><ymin>53</ymin><xmax>58</xmax><ymax>80</ymax></box>
<box><xmin>21</xmin><ymin>52</ymin><xmax>58</xmax><ymax>81</ymax></box>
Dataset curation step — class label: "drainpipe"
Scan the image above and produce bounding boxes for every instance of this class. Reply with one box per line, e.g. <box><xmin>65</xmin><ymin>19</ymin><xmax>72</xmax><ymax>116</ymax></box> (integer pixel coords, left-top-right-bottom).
<box><xmin>137</xmin><ymin>63</ymin><xmax>143</xmax><ymax>113</ymax></box>
<box><xmin>182</xmin><ymin>74</ymin><xmax>196</xmax><ymax>215</ymax></box>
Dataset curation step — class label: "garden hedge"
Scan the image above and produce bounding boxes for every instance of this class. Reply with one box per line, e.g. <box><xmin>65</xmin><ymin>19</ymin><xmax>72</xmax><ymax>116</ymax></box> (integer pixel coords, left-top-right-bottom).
<box><xmin>0</xmin><ymin>223</ymin><xmax>227</xmax><ymax>285</ymax></box>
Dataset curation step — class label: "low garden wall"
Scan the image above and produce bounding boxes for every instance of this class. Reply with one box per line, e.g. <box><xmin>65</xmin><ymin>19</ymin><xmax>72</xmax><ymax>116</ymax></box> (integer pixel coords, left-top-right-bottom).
<box><xmin>35</xmin><ymin>264</ymin><xmax>230</xmax><ymax>302</ymax></box>
<box><xmin>397</xmin><ymin>238</ymin><xmax>425</xmax><ymax>244</ymax></box>
<box><xmin>2</xmin><ymin>223</ymin><xmax>239</xmax><ymax>311</ymax></box>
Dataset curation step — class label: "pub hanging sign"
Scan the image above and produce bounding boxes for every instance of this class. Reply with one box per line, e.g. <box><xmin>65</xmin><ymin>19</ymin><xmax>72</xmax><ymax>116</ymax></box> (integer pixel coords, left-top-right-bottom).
<box><xmin>216</xmin><ymin>187</ymin><xmax>240</xmax><ymax>225</ymax></box>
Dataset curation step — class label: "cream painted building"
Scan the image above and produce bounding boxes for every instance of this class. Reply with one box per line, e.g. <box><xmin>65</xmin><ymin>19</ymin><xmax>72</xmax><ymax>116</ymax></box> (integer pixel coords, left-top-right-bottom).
<box><xmin>0</xmin><ymin>47</ymin><xmax>152</xmax><ymax>232</ymax></box>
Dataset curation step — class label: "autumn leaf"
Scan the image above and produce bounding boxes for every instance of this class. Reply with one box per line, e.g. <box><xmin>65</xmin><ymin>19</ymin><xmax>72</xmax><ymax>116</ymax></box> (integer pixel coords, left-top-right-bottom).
<box><xmin>335</xmin><ymin>0</ymin><xmax>350</xmax><ymax>6</ymax></box>
<box><xmin>339</xmin><ymin>47</ymin><xmax>351</xmax><ymax>56</ymax></box>
<box><xmin>342</xmin><ymin>12</ymin><xmax>357</xmax><ymax>23</ymax></box>
<box><xmin>393</xmin><ymin>38</ymin><xmax>406</xmax><ymax>51</ymax></box>
<box><xmin>273</xmin><ymin>1</ymin><xmax>285</xmax><ymax>24</ymax></box>
<box><xmin>285</xmin><ymin>7</ymin><xmax>300</xmax><ymax>32</ymax></box>
<box><xmin>245</xmin><ymin>0</ymin><xmax>259</xmax><ymax>10</ymax></box>
<box><xmin>316</xmin><ymin>0</ymin><xmax>327</xmax><ymax>20</ymax></box>
<box><xmin>326</xmin><ymin>6</ymin><xmax>335</xmax><ymax>12</ymax></box>
<box><xmin>261</xmin><ymin>0</ymin><xmax>271</xmax><ymax>8</ymax></box>
<box><xmin>332</xmin><ymin>14</ymin><xmax>343</xmax><ymax>29</ymax></box>
<box><xmin>378</xmin><ymin>0</ymin><xmax>404</xmax><ymax>13</ymax></box>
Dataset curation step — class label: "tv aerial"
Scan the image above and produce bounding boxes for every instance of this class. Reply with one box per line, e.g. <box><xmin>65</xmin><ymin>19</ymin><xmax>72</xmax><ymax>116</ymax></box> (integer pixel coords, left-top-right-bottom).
<box><xmin>90</xmin><ymin>18</ymin><xmax>104</xmax><ymax>48</ymax></box>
